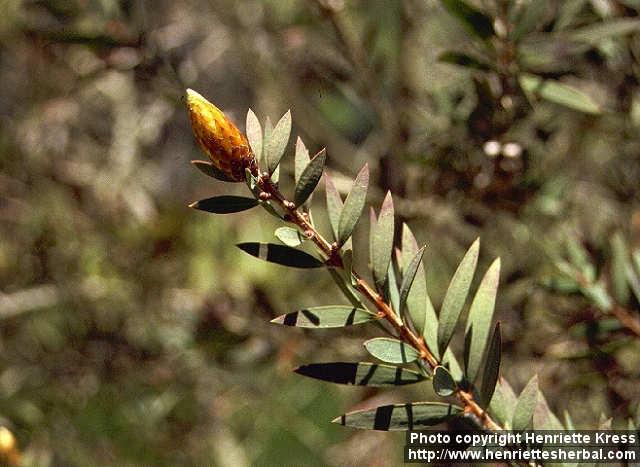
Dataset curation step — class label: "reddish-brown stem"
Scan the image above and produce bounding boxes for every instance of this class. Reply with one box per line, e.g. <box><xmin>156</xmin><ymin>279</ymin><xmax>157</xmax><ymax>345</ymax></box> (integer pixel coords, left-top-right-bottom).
<box><xmin>255</xmin><ymin>173</ymin><xmax>502</xmax><ymax>431</ymax></box>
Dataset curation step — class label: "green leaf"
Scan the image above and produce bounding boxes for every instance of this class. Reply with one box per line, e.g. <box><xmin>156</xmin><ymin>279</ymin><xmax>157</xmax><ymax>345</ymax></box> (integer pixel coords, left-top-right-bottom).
<box><xmin>386</xmin><ymin>258</ymin><xmax>401</xmax><ymax>315</ymax></box>
<box><xmin>272</xmin><ymin>306</ymin><xmax>376</xmax><ymax>328</ymax></box>
<box><xmin>264</xmin><ymin>110</ymin><xmax>291</xmax><ymax>174</ymax></box>
<box><xmin>325</xmin><ymin>172</ymin><xmax>344</xmax><ymax>242</ymax></box>
<box><xmin>563</xmin><ymin>410</ymin><xmax>575</xmax><ymax>430</ymax></box>
<box><xmin>442</xmin><ymin>349</ymin><xmax>464</xmax><ymax>383</ymax></box>
<box><xmin>337</xmin><ymin>164</ymin><xmax>369</xmax><ymax>246</ymax></box>
<box><xmin>402</xmin><ymin>225</ymin><xmax>437</xmax><ymax>352</ymax></box>
<box><xmin>260</xmin><ymin>116</ymin><xmax>273</xmax><ymax>170</ymax></box>
<box><xmin>512</xmin><ymin>375</ymin><xmax>539</xmax><ymax>430</ymax></box>
<box><xmin>294</xmin><ymin>362</ymin><xmax>427</xmax><ymax>387</ymax></box>
<box><xmin>440</xmin><ymin>0</ymin><xmax>495</xmax><ymax>40</ymax></box>
<box><xmin>274</xmin><ymin>226</ymin><xmax>304</xmax><ymax>247</ymax></box>
<box><xmin>294</xmin><ymin>137</ymin><xmax>310</xmax><ymax>185</ymax></box>
<box><xmin>479</xmin><ymin>322</ymin><xmax>501</xmax><ymax>408</ymax></box>
<box><xmin>294</xmin><ymin>148</ymin><xmax>326</xmax><ymax>207</ymax></box>
<box><xmin>246</xmin><ymin>109</ymin><xmax>262</xmax><ymax>160</ymax></box>
<box><xmin>464</xmin><ymin>258</ymin><xmax>501</xmax><ymax>382</ymax></box>
<box><xmin>610</xmin><ymin>232</ymin><xmax>630</xmax><ymax>304</ymax></box>
<box><xmin>370</xmin><ymin>192</ymin><xmax>394</xmax><ymax>290</ymax></box>
<box><xmin>519</xmin><ymin>73</ymin><xmax>601</xmax><ymax>114</ymax></box>
<box><xmin>237</xmin><ymin>243</ymin><xmax>324</xmax><ymax>268</ymax></box>
<box><xmin>364</xmin><ymin>337</ymin><xmax>420</xmax><ymax>364</ymax></box>
<box><xmin>399</xmin><ymin>245</ymin><xmax>426</xmax><ymax>314</ymax></box>
<box><xmin>333</xmin><ymin>402</ymin><xmax>462</xmax><ymax>431</ymax></box>
<box><xmin>510</xmin><ymin>0</ymin><xmax>548</xmax><ymax>41</ymax></box>
<box><xmin>534</xmin><ymin>391</ymin><xmax>564</xmax><ymax>430</ymax></box>
<box><xmin>189</xmin><ymin>196</ymin><xmax>259</xmax><ymax>214</ymax></box>
<box><xmin>433</xmin><ymin>366</ymin><xmax>457</xmax><ymax>396</ymax></box>
<box><xmin>190</xmin><ymin>160</ymin><xmax>235</xmax><ymax>182</ymax></box>
<box><xmin>438</xmin><ymin>238</ymin><xmax>480</xmax><ymax>357</ymax></box>
<box><xmin>489</xmin><ymin>378</ymin><xmax>517</xmax><ymax>427</ymax></box>
<box><xmin>567</xmin><ymin>18</ymin><xmax>640</xmax><ymax>45</ymax></box>
<box><xmin>328</xmin><ymin>268</ymin><xmax>363</xmax><ymax>308</ymax></box>
<box><xmin>438</xmin><ymin>51</ymin><xmax>493</xmax><ymax>71</ymax></box>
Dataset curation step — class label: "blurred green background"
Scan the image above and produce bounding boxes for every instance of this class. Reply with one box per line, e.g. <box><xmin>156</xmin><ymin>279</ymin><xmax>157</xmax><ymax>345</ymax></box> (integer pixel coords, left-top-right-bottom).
<box><xmin>1</xmin><ymin>0</ymin><xmax>640</xmax><ymax>465</ymax></box>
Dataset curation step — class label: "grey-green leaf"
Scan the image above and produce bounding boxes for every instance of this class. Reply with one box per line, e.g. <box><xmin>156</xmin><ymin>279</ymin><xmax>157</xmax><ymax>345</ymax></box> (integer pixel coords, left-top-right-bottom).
<box><xmin>519</xmin><ymin>73</ymin><xmax>601</xmax><ymax>114</ymax></box>
<box><xmin>271</xmin><ymin>306</ymin><xmax>376</xmax><ymax>328</ymax></box>
<box><xmin>440</xmin><ymin>0</ymin><xmax>495</xmax><ymax>40</ymax></box>
<box><xmin>433</xmin><ymin>366</ymin><xmax>457</xmax><ymax>396</ymax></box>
<box><xmin>399</xmin><ymin>246</ymin><xmax>426</xmax><ymax>314</ymax></box>
<box><xmin>190</xmin><ymin>160</ymin><xmax>235</xmax><ymax>182</ymax></box>
<box><xmin>333</xmin><ymin>402</ymin><xmax>462</xmax><ymax>431</ymax></box>
<box><xmin>370</xmin><ymin>191</ymin><xmax>394</xmax><ymax>290</ymax></box>
<box><xmin>325</xmin><ymin>172</ymin><xmax>343</xmax><ymax>242</ymax></box>
<box><xmin>438</xmin><ymin>51</ymin><xmax>493</xmax><ymax>71</ymax></box>
<box><xmin>294</xmin><ymin>148</ymin><xmax>326</xmax><ymax>207</ymax></box>
<box><xmin>464</xmin><ymin>258</ymin><xmax>501</xmax><ymax>382</ymax></box>
<box><xmin>438</xmin><ymin>238</ymin><xmax>480</xmax><ymax>357</ymax></box>
<box><xmin>402</xmin><ymin>224</ymin><xmax>437</xmax><ymax>353</ymax></box>
<box><xmin>489</xmin><ymin>378</ymin><xmax>517</xmax><ymax>427</ymax></box>
<box><xmin>237</xmin><ymin>242</ymin><xmax>323</xmax><ymax>268</ymax></box>
<box><xmin>294</xmin><ymin>137</ymin><xmax>310</xmax><ymax>185</ymax></box>
<box><xmin>189</xmin><ymin>196</ymin><xmax>259</xmax><ymax>214</ymax></box>
<box><xmin>610</xmin><ymin>232</ymin><xmax>630</xmax><ymax>304</ymax></box>
<box><xmin>294</xmin><ymin>362</ymin><xmax>427</xmax><ymax>386</ymax></box>
<box><xmin>246</xmin><ymin>109</ymin><xmax>262</xmax><ymax>160</ymax></box>
<box><xmin>512</xmin><ymin>375</ymin><xmax>539</xmax><ymax>430</ymax></box>
<box><xmin>510</xmin><ymin>0</ymin><xmax>548</xmax><ymax>41</ymax></box>
<box><xmin>337</xmin><ymin>164</ymin><xmax>369</xmax><ymax>246</ymax></box>
<box><xmin>364</xmin><ymin>337</ymin><xmax>420</xmax><ymax>364</ymax></box>
<box><xmin>479</xmin><ymin>322</ymin><xmax>501</xmax><ymax>408</ymax></box>
<box><xmin>264</xmin><ymin>110</ymin><xmax>291</xmax><ymax>174</ymax></box>
<box><xmin>274</xmin><ymin>226</ymin><xmax>304</xmax><ymax>247</ymax></box>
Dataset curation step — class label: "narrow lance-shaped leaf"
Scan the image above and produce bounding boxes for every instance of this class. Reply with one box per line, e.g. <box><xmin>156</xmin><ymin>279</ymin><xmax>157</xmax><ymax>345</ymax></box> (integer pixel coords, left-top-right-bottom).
<box><xmin>260</xmin><ymin>116</ymin><xmax>273</xmax><ymax>171</ymax></box>
<box><xmin>610</xmin><ymin>232</ymin><xmax>630</xmax><ymax>305</ymax></box>
<box><xmin>512</xmin><ymin>375</ymin><xmax>539</xmax><ymax>430</ymax></box>
<box><xmin>338</xmin><ymin>164</ymin><xmax>369</xmax><ymax>246</ymax></box>
<box><xmin>294</xmin><ymin>137</ymin><xmax>310</xmax><ymax>185</ymax></box>
<box><xmin>189</xmin><ymin>196</ymin><xmax>259</xmax><ymax>214</ymax></box>
<box><xmin>294</xmin><ymin>362</ymin><xmax>427</xmax><ymax>387</ymax></box>
<box><xmin>489</xmin><ymin>378</ymin><xmax>517</xmax><ymax>428</ymax></box>
<box><xmin>433</xmin><ymin>366</ymin><xmax>457</xmax><ymax>397</ymax></box>
<box><xmin>402</xmin><ymin>224</ymin><xmax>437</xmax><ymax>353</ymax></box>
<box><xmin>438</xmin><ymin>51</ymin><xmax>493</xmax><ymax>71</ymax></box>
<box><xmin>274</xmin><ymin>226</ymin><xmax>304</xmax><ymax>247</ymax></box>
<box><xmin>386</xmin><ymin>259</ymin><xmax>401</xmax><ymax>316</ymax></box>
<box><xmin>479</xmin><ymin>322</ymin><xmax>501</xmax><ymax>408</ymax></box>
<box><xmin>333</xmin><ymin>402</ymin><xmax>462</xmax><ymax>431</ymax></box>
<box><xmin>440</xmin><ymin>0</ymin><xmax>495</xmax><ymax>41</ymax></box>
<box><xmin>534</xmin><ymin>391</ymin><xmax>564</xmax><ymax>431</ymax></box>
<box><xmin>438</xmin><ymin>239</ymin><xmax>480</xmax><ymax>357</ymax></box>
<box><xmin>264</xmin><ymin>110</ymin><xmax>291</xmax><ymax>174</ymax></box>
<box><xmin>325</xmin><ymin>172</ymin><xmax>343</xmax><ymax>242</ymax></box>
<box><xmin>191</xmin><ymin>160</ymin><xmax>235</xmax><ymax>182</ymax></box>
<box><xmin>370</xmin><ymin>191</ymin><xmax>394</xmax><ymax>290</ymax></box>
<box><xmin>399</xmin><ymin>245</ymin><xmax>426</xmax><ymax>314</ymax></box>
<box><xmin>464</xmin><ymin>258</ymin><xmax>501</xmax><ymax>382</ymax></box>
<box><xmin>510</xmin><ymin>0</ymin><xmax>548</xmax><ymax>41</ymax></box>
<box><xmin>237</xmin><ymin>243</ymin><xmax>323</xmax><ymax>268</ymax></box>
<box><xmin>364</xmin><ymin>338</ymin><xmax>420</xmax><ymax>364</ymax></box>
<box><xmin>294</xmin><ymin>148</ymin><xmax>326</xmax><ymax>207</ymax></box>
<box><xmin>519</xmin><ymin>73</ymin><xmax>601</xmax><ymax>114</ymax></box>
<box><xmin>271</xmin><ymin>306</ymin><xmax>376</xmax><ymax>328</ymax></box>
<box><xmin>245</xmin><ymin>109</ymin><xmax>262</xmax><ymax>160</ymax></box>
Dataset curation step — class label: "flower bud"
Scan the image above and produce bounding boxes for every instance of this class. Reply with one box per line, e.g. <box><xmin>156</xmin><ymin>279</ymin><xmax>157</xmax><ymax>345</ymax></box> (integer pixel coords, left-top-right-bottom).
<box><xmin>186</xmin><ymin>89</ymin><xmax>255</xmax><ymax>182</ymax></box>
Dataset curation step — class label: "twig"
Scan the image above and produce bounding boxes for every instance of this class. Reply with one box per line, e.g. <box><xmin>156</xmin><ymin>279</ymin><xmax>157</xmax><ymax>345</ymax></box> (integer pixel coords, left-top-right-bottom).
<box><xmin>254</xmin><ymin>171</ymin><xmax>502</xmax><ymax>432</ymax></box>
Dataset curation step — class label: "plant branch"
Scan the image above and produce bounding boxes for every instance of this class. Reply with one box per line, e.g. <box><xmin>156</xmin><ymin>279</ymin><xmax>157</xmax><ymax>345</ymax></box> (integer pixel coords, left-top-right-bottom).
<box><xmin>254</xmin><ymin>171</ymin><xmax>502</xmax><ymax>432</ymax></box>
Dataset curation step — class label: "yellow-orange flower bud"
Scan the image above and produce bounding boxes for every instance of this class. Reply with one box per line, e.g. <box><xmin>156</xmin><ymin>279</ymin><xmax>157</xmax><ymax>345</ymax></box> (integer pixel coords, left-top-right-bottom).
<box><xmin>186</xmin><ymin>89</ymin><xmax>255</xmax><ymax>182</ymax></box>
